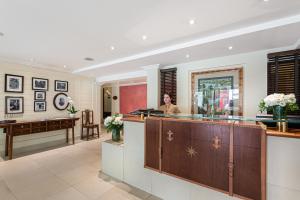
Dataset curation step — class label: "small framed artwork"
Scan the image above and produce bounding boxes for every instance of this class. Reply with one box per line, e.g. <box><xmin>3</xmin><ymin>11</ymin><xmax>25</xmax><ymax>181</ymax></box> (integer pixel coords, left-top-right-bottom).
<box><xmin>5</xmin><ymin>96</ymin><xmax>24</xmax><ymax>114</ymax></box>
<box><xmin>34</xmin><ymin>91</ymin><xmax>46</xmax><ymax>100</ymax></box>
<box><xmin>34</xmin><ymin>101</ymin><xmax>47</xmax><ymax>112</ymax></box>
<box><xmin>32</xmin><ymin>77</ymin><xmax>48</xmax><ymax>91</ymax></box>
<box><xmin>53</xmin><ymin>93</ymin><xmax>69</xmax><ymax>110</ymax></box>
<box><xmin>5</xmin><ymin>74</ymin><xmax>24</xmax><ymax>93</ymax></box>
<box><xmin>55</xmin><ymin>80</ymin><xmax>68</xmax><ymax>92</ymax></box>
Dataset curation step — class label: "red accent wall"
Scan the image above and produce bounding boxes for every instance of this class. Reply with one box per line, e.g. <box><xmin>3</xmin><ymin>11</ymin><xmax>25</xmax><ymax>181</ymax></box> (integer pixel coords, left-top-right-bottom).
<box><xmin>120</xmin><ymin>84</ymin><xmax>147</xmax><ymax>114</ymax></box>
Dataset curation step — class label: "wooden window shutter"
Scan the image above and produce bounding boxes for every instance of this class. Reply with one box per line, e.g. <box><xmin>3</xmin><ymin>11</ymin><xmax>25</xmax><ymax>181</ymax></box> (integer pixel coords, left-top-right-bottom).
<box><xmin>267</xmin><ymin>49</ymin><xmax>300</xmax><ymax>115</ymax></box>
<box><xmin>160</xmin><ymin>68</ymin><xmax>177</xmax><ymax>105</ymax></box>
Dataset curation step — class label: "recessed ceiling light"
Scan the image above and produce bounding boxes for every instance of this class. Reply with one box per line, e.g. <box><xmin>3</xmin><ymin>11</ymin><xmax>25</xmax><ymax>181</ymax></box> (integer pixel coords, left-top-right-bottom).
<box><xmin>263</xmin><ymin>0</ymin><xmax>269</xmax><ymax>2</ymax></box>
<box><xmin>110</xmin><ymin>46</ymin><xmax>115</xmax><ymax>51</ymax></box>
<box><xmin>185</xmin><ymin>54</ymin><xmax>190</xmax><ymax>58</ymax></box>
<box><xmin>63</xmin><ymin>65</ymin><xmax>67</xmax><ymax>68</ymax></box>
<box><xmin>0</xmin><ymin>32</ymin><xmax>4</xmax><ymax>36</ymax></box>
<box><xmin>228</xmin><ymin>46</ymin><xmax>233</xmax><ymax>50</ymax></box>
<box><xmin>84</xmin><ymin>57</ymin><xmax>94</xmax><ymax>61</ymax></box>
<box><xmin>142</xmin><ymin>35</ymin><xmax>147</xmax><ymax>40</ymax></box>
<box><xmin>189</xmin><ymin>19</ymin><xmax>195</xmax><ymax>25</ymax></box>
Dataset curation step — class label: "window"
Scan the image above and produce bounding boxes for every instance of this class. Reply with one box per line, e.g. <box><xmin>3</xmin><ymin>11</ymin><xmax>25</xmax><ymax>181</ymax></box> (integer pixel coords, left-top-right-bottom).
<box><xmin>160</xmin><ymin>68</ymin><xmax>177</xmax><ymax>105</ymax></box>
<box><xmin>267</xmin><ymin>49</ymin><xmax>300</xmax><ymax>115</ymax></box>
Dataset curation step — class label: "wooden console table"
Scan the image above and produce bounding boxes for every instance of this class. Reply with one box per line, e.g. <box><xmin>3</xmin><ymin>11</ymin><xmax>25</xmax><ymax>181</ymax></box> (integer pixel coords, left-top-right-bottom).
<box><xmin>0</xmin><ymin>118</ymin><xmax>79</xmax><ymax>160</ymax></box>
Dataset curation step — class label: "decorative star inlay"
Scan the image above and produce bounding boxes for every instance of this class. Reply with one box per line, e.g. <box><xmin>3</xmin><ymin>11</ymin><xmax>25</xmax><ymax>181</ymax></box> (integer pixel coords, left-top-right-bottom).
<box><xmin>186</xmin><ymin>146</ymin><xmax>198</xmax><ymax>158</ymax></box>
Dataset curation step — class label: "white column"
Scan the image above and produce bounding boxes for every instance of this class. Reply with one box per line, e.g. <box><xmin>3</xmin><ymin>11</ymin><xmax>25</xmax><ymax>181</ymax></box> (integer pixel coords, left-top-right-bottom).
<box><xmin>142</xmin><ymin>64</ymin><xmax>160</xmax><ymax>109</ymax></box>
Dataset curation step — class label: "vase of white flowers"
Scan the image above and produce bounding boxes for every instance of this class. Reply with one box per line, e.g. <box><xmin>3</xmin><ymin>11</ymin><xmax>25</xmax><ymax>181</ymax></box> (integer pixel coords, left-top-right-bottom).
<box><xmin>104</xmin><ymin>114</ymin><xmax>123</xmax><ymax>142</ymax></box>
<box><xmin>259</xmin><ymin>93</ymin><xmax>299</xmax><ymax>120</ymax></box>
<box><xmin>66</xmin><ymin>97</ymin><xmax>79</xmax><ymax>118</ymax></box>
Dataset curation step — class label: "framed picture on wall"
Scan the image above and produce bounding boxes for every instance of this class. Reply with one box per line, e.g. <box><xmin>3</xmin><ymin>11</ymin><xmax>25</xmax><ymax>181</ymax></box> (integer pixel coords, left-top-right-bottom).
<box><xmin>191</xmin><ymin>66</ymin><xmax>243</xmax><ymax>116</ymax></box>
<box><xmin>53</xmin><ymin>93</ymin><xmax>69</xmax><ymax>110</ymax></box>
<box><xmin>34</xmin><ymin>91</ymin><xmax>46</xmax><ymax>100</ymax></box>
<box><xmin>32</xmin><ymin>77</ymin><xmax>48</xmax><ymax>91</ymax></box>
<box><xmin>55</xmin><ymin>80</ymin><xmax>68</xmax><ymax>92</ymax></box>
<box><xmin>5</xmin><ymin>96</ymin><xmax>24</xmax><ymax>114</ymax></box>
<box><xmin>5</xmin><ymin>74</ymin><xmax>24</xmax><ymax>93</ymax></box>
<box><xmin>34</xmin><ymin>101</ymin><xmax>47</xmax><ymax>112</ymax></box>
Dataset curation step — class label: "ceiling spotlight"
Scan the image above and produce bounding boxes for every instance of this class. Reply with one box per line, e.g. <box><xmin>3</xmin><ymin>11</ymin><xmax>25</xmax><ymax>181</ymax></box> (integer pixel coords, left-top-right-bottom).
<box><xmin>189</xmin><ymin>19</ymin><xmax>195</xmax><ymax>25</ymax></box>
<box><xmin>0</xmin><ymin>32</ymin><xmax>4</xmax><ymax>36</ymax></box>
<box><xmin>63</xmin><ymin>65</ymin><xmax>67</xmax><ymax>68</ymax></box>
<box><xmin>110</xmin><ymin>46</ymin><xmax>115</xmax><ymax>51</ymax></box>
<box><xmin>228</xmin><ymin>46</ymin><xmax>233</xmax><ymax>50</ymax></box>
<box><xmin>263</xmin><ymin>0</ymin><xmax>269</xmax><ymax>2</ymax></box>
<box><xmin>186</xmin><ymin>54</ymin><xmax>190</xmax><ymax>58</ymax></box>
<box><xmin>142</xmin><ymin>35</ymin><xmax>147</xmax><ymax>40</ymax></box>
<box><xmin>84</xmin><ymin>57</ymin><xmax>94</xmax><ymax>61</ymax></box>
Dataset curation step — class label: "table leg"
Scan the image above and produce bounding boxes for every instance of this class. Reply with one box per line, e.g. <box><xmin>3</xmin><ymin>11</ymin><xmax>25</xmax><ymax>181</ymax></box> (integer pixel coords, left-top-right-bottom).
<box><xmin>5</xmin><ymin>134</ymin><xmax>9</xmax><ymax>156</ymax></box>
<box><xmin>72</xmin><ymin>126</ymin><xmax>75</xmax><ymax>144</ymax></box>
<box><xmin>97</xmin><ymin>126</ymin><xmax>100</xmax><ymax>138</ymax></box>
<box><xmin>66</xmin><ymin>128</ymin><xmax>69</xmax><ymax>143</ymax></box>
<box><xmin>87</xmin><ymin>127</ymin><xmax>89</xmax><ymax>141</ymax></box>
<box><xmin>8</xmin><ymin>135</ymin><xmax>13</xmax><ymax>160</ymax></box>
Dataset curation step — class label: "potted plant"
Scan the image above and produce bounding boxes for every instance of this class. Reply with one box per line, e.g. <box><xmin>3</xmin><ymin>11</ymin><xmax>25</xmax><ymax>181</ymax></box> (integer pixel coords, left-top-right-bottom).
<box><xmin>259</xmin><ymin>93</ymin><xmax>299</xmax><ymax>120</ymax></box>
<box><xmin>104</xmin><ymin>114</ymin><xmax>123</xmax><ymax>142</ymax></box>
<box><xmin>67</xmin><ymin>97</ymin><xmax>79</xmax><ymax>118</ymax></box>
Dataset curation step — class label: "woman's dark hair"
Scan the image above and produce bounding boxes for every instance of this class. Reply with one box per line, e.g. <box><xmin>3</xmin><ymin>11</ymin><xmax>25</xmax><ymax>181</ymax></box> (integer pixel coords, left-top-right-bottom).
<box><xmin>163</xmin><ymin>92</ymin><xmax>173</xmax><ymax>100</ymax></box>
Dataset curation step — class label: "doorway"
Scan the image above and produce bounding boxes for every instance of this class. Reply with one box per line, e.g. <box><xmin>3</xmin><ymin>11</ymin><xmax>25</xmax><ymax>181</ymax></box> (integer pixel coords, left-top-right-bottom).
<box><xmin>103</xmin><ymin>87</ymin><xmax>112</xmax><ymax>119</ymax></box>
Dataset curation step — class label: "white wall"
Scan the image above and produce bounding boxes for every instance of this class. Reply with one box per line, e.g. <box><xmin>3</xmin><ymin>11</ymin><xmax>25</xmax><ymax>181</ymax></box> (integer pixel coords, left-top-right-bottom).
<box><xmin>161</xmin><ymin>49</ymin><xmax>274</xmax><ymax>117</ymax></box>
<box><xmin>0</xmin><ymin>61</ymin><xmax>97</xmax><ymax>150</ymax></box>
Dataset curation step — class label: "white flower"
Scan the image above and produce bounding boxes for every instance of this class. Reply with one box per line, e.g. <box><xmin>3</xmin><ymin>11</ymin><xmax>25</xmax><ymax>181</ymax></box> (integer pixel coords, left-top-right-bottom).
<box><xmin>68</xmin><ymin>100</ymin><xmax>74</xmax><ymax>104</ymax></box>
<box><xmin>104</xmin><ymin>116</ymin><xmax>112</xmax><ymax>127</ymax></box>
<box><xmin>263</xmin><ymin>93</ymin><xmax>296</xmax><ymax>108</ymax></box>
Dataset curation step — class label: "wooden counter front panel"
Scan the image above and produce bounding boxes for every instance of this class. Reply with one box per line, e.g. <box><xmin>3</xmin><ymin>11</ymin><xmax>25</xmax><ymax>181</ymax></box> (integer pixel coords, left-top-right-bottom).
<box><xmin>145</xmin><ymin>118</ymin><xmax>266</xmax><ymax>200</ymax></box>
<box><xmin>161</xmin><ymin>121</ymin><xmax>230</xmax><ymax>192</ymax></box>
<box><xmin>162</xmin><ymin>121</ymin><xmax>191</xmax><ymax>179</ymax></box>
<box><xmin>233</xmin><ymin>126</ymin><xmax>263</xmax><ymax>200</ymax></box>
<box><xmin>190</xmin><ymin>123</ymin><xmax>230</xmax><ymax>192</ymax></box>
<box><xmin>145</xmin><ymin>119</ymin><xmax>160</xmax><ymax>170</ymax></box>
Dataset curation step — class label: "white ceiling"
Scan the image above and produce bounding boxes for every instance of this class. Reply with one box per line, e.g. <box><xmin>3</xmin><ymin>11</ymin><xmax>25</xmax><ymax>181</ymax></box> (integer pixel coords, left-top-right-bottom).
<box><xmin>0</xmin><ymin>0</ymin><xmax>300</xmax><ymax>78</ymax></box>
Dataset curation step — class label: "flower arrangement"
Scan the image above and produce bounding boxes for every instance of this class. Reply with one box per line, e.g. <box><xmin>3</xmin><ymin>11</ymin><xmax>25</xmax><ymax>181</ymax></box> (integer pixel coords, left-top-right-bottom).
<box><xmin>104</xmin><ymin>114</ymin><xmax>123</xmax><ymax>141</ymax></box>
<box><xmin>259</xmin><ymin>93</ymin><xmax>298</xmax><ymax>112</ymax></box>
<box><xmin>66</xmin><ymin>97</ymin><xmax>79</xmax><ymax>115</ymax></box>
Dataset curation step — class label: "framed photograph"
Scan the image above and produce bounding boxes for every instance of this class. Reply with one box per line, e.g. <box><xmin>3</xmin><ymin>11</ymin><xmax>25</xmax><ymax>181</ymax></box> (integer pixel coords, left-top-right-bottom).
<box><xmin>32</xmin><ymin>77</ymin><xmax>48</xmax><ymax>91</ymax></box>
<box><xmin>5</xmin><ymin>74</ymin><xmax>24</xmax><ymax>93</ymax></box>
<box><xmin>5</xmin><ymin>96</ymin><xmax>24</xmax><ymax>114</ymax></box>
<box><xmin>55</xmin><ymin>80</ymin><xmax>68</xmax><ymax>92</ymax></box>
<box><xmin>53</xmin><ymin>93</ymin><xmax>69</xmax><ymax>110</ymax></box>
<box><xmin>34</xmin><ymin>101</ymin><xmax>47</xmax><ymax>112</ymax></box>
<box><xmin>191</xmin><ymin>66</ymin><xmax>243</xmax><ymax>116</ymax></box>
<box><xmin>34</xmin><ymin>91</ymin><xmax>46</xmax><ymax>100</ymax></box>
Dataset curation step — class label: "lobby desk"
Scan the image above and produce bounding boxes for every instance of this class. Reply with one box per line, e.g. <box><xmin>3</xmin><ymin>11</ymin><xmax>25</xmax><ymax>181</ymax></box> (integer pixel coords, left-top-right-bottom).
<box><xmin>0</xmin><ymin>118</ymin><xmax>79</xmax><ymax>160</ymax></box>
<box><xmin>105</xmin><ymin>116</ymin><xmax>300</xmax><ymax>200</ymax></box>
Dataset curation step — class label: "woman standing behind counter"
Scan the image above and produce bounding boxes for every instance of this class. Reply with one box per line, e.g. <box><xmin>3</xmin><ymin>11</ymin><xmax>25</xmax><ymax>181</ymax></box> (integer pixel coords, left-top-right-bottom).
<box><xmin>159</xmin><ymin>93</ymin><xmax>180</xmax><ymax>114</ymax></box>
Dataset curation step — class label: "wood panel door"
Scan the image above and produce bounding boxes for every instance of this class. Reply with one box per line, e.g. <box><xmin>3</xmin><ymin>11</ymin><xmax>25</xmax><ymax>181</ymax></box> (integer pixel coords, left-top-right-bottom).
<box><xmin>233</xmin><ymin>125</ymin><xmax>265</xmax><ymax>200</ymax></box>
<box><xmin>190</xmin><ymin>122</ymin><xmax>230</xmax><ymax>192</ymax></box>
<box><xmin>162</xmin><ymin>120</ymin><xmax>191</xmax><ymax>179</ymax></box>
<box><xmin>145</xmin><ymin>118</ymin><xmax>160</xmax><ymax>171</ymax></box>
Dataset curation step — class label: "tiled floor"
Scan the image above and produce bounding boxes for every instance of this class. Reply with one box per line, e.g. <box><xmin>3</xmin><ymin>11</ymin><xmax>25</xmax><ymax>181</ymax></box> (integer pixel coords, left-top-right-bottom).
<box><xmin>0</xmin><ymin>134</ymin><xmax>161</xmax><ymax>200</ymax></box>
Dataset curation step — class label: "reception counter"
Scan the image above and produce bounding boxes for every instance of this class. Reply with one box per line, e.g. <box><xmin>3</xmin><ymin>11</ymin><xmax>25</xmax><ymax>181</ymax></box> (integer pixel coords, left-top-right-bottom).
<box><xmin>102</xmin><ymin>115</ymin><xmax>300</xmax><ymax>200</ymax></box>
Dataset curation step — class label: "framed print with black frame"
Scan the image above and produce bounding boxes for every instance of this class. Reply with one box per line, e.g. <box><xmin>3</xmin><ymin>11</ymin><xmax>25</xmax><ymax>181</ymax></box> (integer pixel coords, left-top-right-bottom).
<box><xmin>32</xmin><ymin>77</ymin><xmax>48</xmax><ymax>91</ymax></box>
<box><xmin>34</xmin><ymin>101</ymin><xmax>47</xmax><ymax>112</ymax></box>
<box><xmin>5</xmin><ymin>96</ymin><xmax>24</xmax><ymax>114</ymax></box>
<box><xmin>55</xmin><ymin>80</ymin><xmax>68</xmax><ymax>92</ymax></box>
<box><xmin>34</xmin><ymin>91</ymin><xmax>46</xmax><ymax>100</ymax></box>
<box><xmin>53</xmin><ymin>93</ymin><xmax>69</xmax><ymax>110</ymax></box>
<box><xmin>5</xmin><ymin>74</ymin><xmax>24</xmax><ymax>93</ymax></box>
